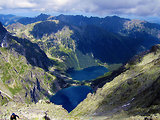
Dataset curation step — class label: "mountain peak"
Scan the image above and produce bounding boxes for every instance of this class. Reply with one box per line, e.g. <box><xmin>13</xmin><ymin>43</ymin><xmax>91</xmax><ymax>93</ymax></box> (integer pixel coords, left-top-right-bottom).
<box><xmin>17</xmin><ymin>13</ymin><xmax>53</xmax><ymax>25</ymax></box>
<box><xmin>104</xmin><ymin>15</ymin><xmax>129</xmax><ymax>21</ymax></box>
<box><xmin>36</xmin><ymin>13</ymin><xmax>51</xmax><ymax>19</ymax></box>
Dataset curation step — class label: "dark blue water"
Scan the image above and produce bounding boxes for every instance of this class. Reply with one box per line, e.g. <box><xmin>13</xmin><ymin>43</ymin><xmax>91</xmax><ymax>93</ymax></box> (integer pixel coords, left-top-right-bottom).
<box><xmin>67</xmin><ymin>66</ymin><xmax>108</xmax><ymax>81</ymax></box>
<box><xmin>50</xmin><ymin>66</ymin><xmax>108</xmax><ymax>112</ymax></box>
<box><xmin>50</xmin><ymin>86</ymin><xmax>92</xmax><ymax>112</ymax></box>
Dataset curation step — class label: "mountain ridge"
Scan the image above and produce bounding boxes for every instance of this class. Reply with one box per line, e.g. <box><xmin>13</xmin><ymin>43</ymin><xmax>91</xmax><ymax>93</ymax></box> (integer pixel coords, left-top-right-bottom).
<box><xmin>0</xmin><ymin>14</ymin><xmax>22</xmax><ymax>26</ymax></box>
<box><xmin>6</xmin><ymin>14</ymin><xmax>160</xmax><ymax>67</ymax></box>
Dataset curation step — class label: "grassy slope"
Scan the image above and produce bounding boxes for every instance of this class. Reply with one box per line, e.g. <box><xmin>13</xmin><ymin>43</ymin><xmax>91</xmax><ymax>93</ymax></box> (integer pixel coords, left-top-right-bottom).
<box><xmin>0</xmin><ymin>29</ymin><xmax>71</xmax><ymax>105</ymax></box>
<box><xmin>0</xmin><ymin>46</ymin><xmax>59</xmax><ymax>105</ymax></box>
<box><xmin>70</xmin><ymin>45</ymin><xmax>160</xmax><ymax>119</ymax></box>
<box><xmin>7</xmin><ymin>21</ymin><xmax>98</xmax><ymax>70</ymax></box>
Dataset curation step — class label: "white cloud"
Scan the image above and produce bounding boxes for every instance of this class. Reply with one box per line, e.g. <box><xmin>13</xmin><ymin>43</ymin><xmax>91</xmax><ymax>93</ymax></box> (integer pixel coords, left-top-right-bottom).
<box><xmin>0</xmin><ymin>0</ymin><xmax>160</xmax><ymax>17</ymax></box>
<box><xmin>0</xmin><ymin>0</ymin><xmax>36</xmax><ymax>9</ymax></box>
<box><xmin>15</xmin><ymin>1</ymin><xmax>37</xmax><ymax>8</ymax></box>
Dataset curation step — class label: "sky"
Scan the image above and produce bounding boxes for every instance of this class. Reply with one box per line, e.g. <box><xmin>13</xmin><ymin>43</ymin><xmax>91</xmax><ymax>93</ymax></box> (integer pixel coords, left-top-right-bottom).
<box><xmin>0</xmin><ymin>0</ymin><xmax>160</xmax><ymax>20</ymax></box>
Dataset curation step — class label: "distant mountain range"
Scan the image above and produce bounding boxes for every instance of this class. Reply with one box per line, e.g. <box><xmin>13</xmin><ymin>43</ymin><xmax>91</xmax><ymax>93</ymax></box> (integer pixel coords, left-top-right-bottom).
<box><xmin>3</xmin><ymin>13</ymin><xmax>160</xmax><ymax>68</ymax></box>
<box><xmin>0</xmin><ymin>14</ymin><xmax>22</xmax><ymax>26</ymax></box>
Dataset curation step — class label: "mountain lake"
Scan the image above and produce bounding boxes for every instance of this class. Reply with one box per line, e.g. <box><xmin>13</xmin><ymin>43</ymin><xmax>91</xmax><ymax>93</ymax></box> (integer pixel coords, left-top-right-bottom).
<box><xmin>67</xmin><ymin>66</ymin><xmax>108</xmax><ymax>81</ymax></box>
<box><xmin>50</xmin><ymin>66</ymin><xmax>108</xmax><ymax>112</ymax></box>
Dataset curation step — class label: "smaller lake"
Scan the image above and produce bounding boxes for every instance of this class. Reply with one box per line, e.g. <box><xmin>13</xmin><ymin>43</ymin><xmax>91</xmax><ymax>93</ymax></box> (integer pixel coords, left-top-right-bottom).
<box><xmin>67</xmin><ymin>66</ymin><xmax>108</xmax><ymax>81</ymax></box>
<box><xmin>50</xmin><ymin>86</ymin><xmax>92</xmax><ymax>112</ymax></box>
